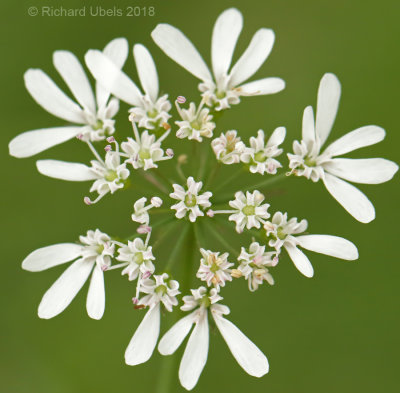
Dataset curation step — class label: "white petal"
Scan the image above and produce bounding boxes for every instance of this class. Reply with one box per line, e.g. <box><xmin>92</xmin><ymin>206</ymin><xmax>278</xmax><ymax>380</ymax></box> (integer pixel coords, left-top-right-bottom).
<box><xmin>268</xmin><ymin>126</ymin><xmax>286</xmax><ymax>146</ymax></box>
<box><xmin>38</xmin><ymin>259</ymin><xmax>93</xmax><ymax>319</ymax></box>
<box><xmin>22</xmin><ymin>243</ymin><xmax>82</xmax><ymax>272</ymax></box>
<box><xmin>323</xmin><ymin>173</ymin><xmax>375</xmax><ymax>223</ymax></box>
<box><xmin>324</xmin><ymin>158</ymin><xmax>398</xmax><ymax>184</ymax></box>
<box><xmin>229</xmin><ymin>29</ymin><xmax>275</xmax><ymax>87</ymax></box>
<box><xmin>96</xmin><ymin>37</ymin><xmax>129</xmax><ymax>108</ymax></box>
<box><xmin>213</xmin><ymin>314</ymin><xmax>269</xmax><ymax>377</ymax></box>
<box><xmin>158</xmin><ymin>311</ymin><xmax>196</xmax><ymax>355</ymax></box>
<box><xmin>179</xmin><ymin>310</ymin><xmax>209</xmax><ymax>391</ymax></box>
<box><xmin>211</xmin><ymin>8</ymin><xmax>243</xmax><ymax>81</ymax></box>
<box><xmin>296</xmin><ymin>235</ymin><xmax>358</xmax><ymax>260</ymax></box>
<box><xmin>53</xmin><ymin>51</ymin><xmax>96</xmax><ymax>114</ymax></box>
<box><xmin>133</xmin><ymin>44</ymin><xmax>159</xmax><ymax>102</ymax></box>
<box><xmin>315</xmin><ymin>73</ymin><xmax>341</xmax><ymax>146</ymax></box>
<box><xmin>324</xmin><ymin>126</ymin><xmax>386</xmax><ymax>157</ymax></box>
<box><xmin>85</xmin><ymin>50</ymin><xmax>143</xmax><ymax>107</ymax></box>
<box><xmin>86</xmin><ymin>265</ymin><xmax>105</xmax><ymax>320</ymax></box>
<box><xmin>151</xmin><ymin>24</ymin><xmax>212</xmax><ymax>82</ymax></box>
<box><xmin>284</xmin><ymin>244</ymin><xmax>314</xmax><ymax>277</ymax></box>
<box><xmin>238</xmin><ymin>77</ymin><xmax>285</xmax><ymax>96</ymax></box>
<box><xmin>24</xmin><ymin>69</ymin><xmax>85</xmax><ymax>123</ymax></box>
<box><xmin>302</xmin><ymin>106</ymin><xmax>316</xmax><ymax>144</ymax></box>
<box><xmin>9</xmin><ymin>126</ymin><xmax>82</xmax><ymax>158</ymax></box>
<box><xmin>36</xmin><ymin>160</ymin><xmax>98</xmax><ymax>181</ymax></box>
<box><xmin>125</xmin><ymin>303</ymin><xmax>160</xmax><ymax>365</ymax></box>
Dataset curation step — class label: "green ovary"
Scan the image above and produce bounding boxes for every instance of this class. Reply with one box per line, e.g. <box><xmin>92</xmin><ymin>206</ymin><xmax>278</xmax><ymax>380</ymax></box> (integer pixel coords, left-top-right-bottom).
<box><xmin>105</xmin><ymin>170</ymin><xmax>118</xmax><ymax>182</ymax></box>
<box><xmin>147</xmin><ymin>109</ymin><xmax>158</xmax><ymax>119</ymax></box>
<box><xmin>185</xmin><ymin>194</ymin><xmax>197</xmax><ymax>207</ymax></box>
<box><xmin>254</xmin><ymin>151</ymin><xmax>267</xmax><ymax>163</ymax></box>
<box><xmin>92</xmin><ymin>120</ymin><xmax>104</xmax><ymax>130</ymax></box>
<box><xmin>277</xmin><ymin>227</ymin><xmax>287</xmax><ymax>240</ymax></box>
<box><xmin>139</xmin><ymin>149</ymin><xmax>151</xmax><ymax>160</ymax></box>
<box><xmin>190</xmin><ymin>119</ymin><xmax>202</xmax><ymax>130</ymax></box>
<box><xmin>155</xmin><ymin>285</ymin><xmax>167</xmax><ymax>295</ymax></box>
<box><xmin>242</xmin><ymin>205</ymin><xmax>255</xmax><ymax>216</ymax></box>
<box><xmin>304</xmin><ymin>156</ymin><xmax>316</xmax><ymax>167</ymax></box>
<box><xmin>134</xmin><ymin>252</ymin><xmax>144</xmax><ymax>264</ymax></box>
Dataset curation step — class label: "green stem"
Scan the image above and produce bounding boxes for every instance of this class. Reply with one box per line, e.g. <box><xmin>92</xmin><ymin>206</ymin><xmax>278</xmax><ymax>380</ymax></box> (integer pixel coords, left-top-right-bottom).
<box><xmin>207</xmin><ymin>220</ymin><xmax>239</xmax><ymax>258</ymax></box>
<box><xmin>204</xmin><ymin>161</ymin><xmax>221</xmax><ymax>190</ymax></box>
<box><xmin>164</xmin><ymin>224</ymin><xmax>190</xmax><ymax>273</ymax></box>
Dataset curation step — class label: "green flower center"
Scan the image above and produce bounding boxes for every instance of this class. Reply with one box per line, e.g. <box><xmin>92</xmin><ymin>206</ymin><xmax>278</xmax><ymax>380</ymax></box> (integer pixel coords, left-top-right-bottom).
<box><xmin>92</xmin><ymin>120</ymin><xmax>104</xmax><ymax>130</ymax></box>
<box><xmin>200</xmin><ymin>295</ymin><xmax>211</xmax><ymax>308</ymax></box>
<box><xmin>242</xmin><ymin>205</ymin><xmax>255</xmax><ymax>216</ymax></box>
<box><xmin>147</xmin><ymin>109</ymin><xmax>158</xmax><ymax>119</ymax></box>
<box><xmin>254</xmin><ymin>151</ymin><xmax>267</xmax><ymax>163</ymax></box>
<box><xmin>105</xmin><ymin>170</ymin><xmax>118</xmax><ymax>182</ymax></box>
<box><xmin>190</xmin><ymin>119</ymin><xmax>202</xmax><ymax>130</ymax></box>
<box><xmin>185</xmin><ymin>194</ymin><xmax>197</xmax><ymax>207</ymax></box>
<box><xmin>134</xmin><ymin>252</ymin><xmax>144</xmax><ymax>264</ymax></box>
<box><xmin>215</xmin><ymin>90</ymin><xmax>226</xmax><ymax>99</ymax></box>
<box><xmin>155</xmin><ymin>285</ymin><xmax>167</xmax><ymax>295</ymax></box>
<box><xmin>277</xmin><ymin>227</ymin><xmax>287</xmax><ymax>240</ymax></box>
<box><xmin>139</xmin><ymin>149</ymin><xmax>151</xmax><ymax>160</ymax></box>
<box><xmin>304</xmin><ymin>156</ymin><xmax>316</xmax><ymax>167</ymax></box>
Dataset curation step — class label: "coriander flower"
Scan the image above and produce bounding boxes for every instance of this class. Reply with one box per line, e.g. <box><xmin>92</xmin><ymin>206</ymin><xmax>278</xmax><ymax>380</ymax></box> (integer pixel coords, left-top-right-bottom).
<box><xmin>21</xmin><ymin>229</ymin><xmax>115</xmax><ymax>320</ymax></box>
<box><xmin>131</xmin><ymin>196</ymin><xmax>162</xmax><ymax>225</ymax></box>
<box><xmin>9</xmin><ymin>38</ymin><xmax>128</xmax><ymax>158</ymax></box>
<box><xmin>196</xmin><ymin>249</ymin><xmax>233</xmax><ymax>290</ymax></box>
<box><xmin>152</xmin><ymin>8</ymin><xmax>285</xmax><ymax>111</ymax></box>
<box><xmin>264</xmin><ymin>212</ymin><xmax>358</xmax><ymax>277</ymax></box>
<box><xmin>85</xmin><ymin>44</ymin><xmax>171</xmax><ymax>130</ymax></box>
<box><xmin>211</xmin><ymin>130</ymin><xmax>244</xmax><ymax>164</ymax></box>
<box><xmin>158</xmin><ymin>286</ymin><xmax>269</xmax><ymax>390</ymax></box>
<box><xmin>125</xmin><ymin>273</ymin><xmax>180</xmax><ymax>366</ymax></box>
<box><xmin>170</xmin><ymin>177</ymin><xmax>212</xmax><ymax>222</ymax></box>
<box><xmin>287</xmin><ymin>73</ymin><xmax>398</xmax><ymax>223</ymax></box>
<box><xmin>240</xmin><ymin>127</ymin><xmax>286</xmax><ymax>174</ymax></box>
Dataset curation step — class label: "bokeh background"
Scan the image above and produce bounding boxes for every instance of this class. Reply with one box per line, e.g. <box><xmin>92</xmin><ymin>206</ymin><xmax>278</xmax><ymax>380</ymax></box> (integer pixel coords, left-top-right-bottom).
<box><xmin>1</xmin><ymin>0</ymin><xmax>399</xmax><ymax>392</ymax></box>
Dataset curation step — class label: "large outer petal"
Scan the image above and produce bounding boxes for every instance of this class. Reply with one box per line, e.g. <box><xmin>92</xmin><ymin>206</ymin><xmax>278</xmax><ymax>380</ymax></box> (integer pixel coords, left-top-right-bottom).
<box><xmin>315</xmin><ymin>73</ymin><xmax>341</xmax><ymax>146</ymax></box>
<box><xmin>284</xmin><ymin>244</ymin><xmax>314</xmax><ymax>277</ymax></box>
<box><xmin>86</xmin><ymin>264</ymin><xmax>105</xmax><ymax>320</ymax></box>
<box><xmin>296</xmin><ymin>235</ymin><xmax>358</xmax><ymax>260</ymax></box>
<box><xmin>179</xmin><ymin>310</ymin><xmax>209</xmax><ymax>391</ymax></box>
<box><xmin>22</xmin><ymin>243</ymin><xmax>82</xmax><ymax>272</ymax></box>
<box><xmin>324</xmin><ymin>126</ymin><xmax>386</xmax><ymax>157</ymax></box>
<box><xmin>211</xmin><ymin>8</ymin><xmax>243</xmax><ymax>82</ymax></box>
<box><xmin>228</xmin><ymin>28</ymin><xmax>275</xmax><ymax>87</ymax></box>
<box><xmin>323</xmin><ymin>173</ymin><xmax>375</xmax><ymax>223</ymax></box>
<box><xmin>38</xmin><ymin>259</ymin><xmax>93</xmax><ymax>319</ymax></box>
<box><xmin>36</xmin><ymin>160</ymin><xmax>98</xmax><ymax>181</ymax></box>
<box><xmin>151</xmin><ymin>24</ymin><xmax>212</xmax><ymax>82</ymax></box>
<box><xmin>24</xmin><ymin>69</ymin><xmax>85</xmax><ymax>123</ymax></box>
<box><xmin>125</xmin><ymin>303</ymin><xmax>160</xmax><ymax>365</ymax></box>
<box><xmin>302</xmin><ymin>105</ymin><xmax>316</xmax><ymax>144</ymax></box>
<box><xmin>213</xmin><ymin>313</ymin><xmax>269</xmax><ymax>377</ymax></box>
<box><xmin>85</xmin><ymin>50</ymin><xmax>143</xmax><ymax>106</ymax></box>
<box><xmin>53</xmin><ymin>50</ymin><xmax>96</xmax><ymax>114</ymax></box>
<box><xmin>9</xmin><ymin>126</ymin><xmax>82</xmax><ymax>158</ymax></box>
<box><xmin>324</xmin><ymin>158</ymin><xmax>398</xmax><ymax>184</ymax></box>
<box><xmin>237</xmin><ymin>77</ymin><xmax>285</xmax><ymax>96</ymax></box>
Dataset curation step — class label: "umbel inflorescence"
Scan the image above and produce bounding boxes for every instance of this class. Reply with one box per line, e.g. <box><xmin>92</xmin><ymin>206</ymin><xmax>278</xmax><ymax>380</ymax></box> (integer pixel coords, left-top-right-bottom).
<box><xmin>9</xmin><ymin>8</ymin><xmax>398</xmax><ymax>391</ymax></box>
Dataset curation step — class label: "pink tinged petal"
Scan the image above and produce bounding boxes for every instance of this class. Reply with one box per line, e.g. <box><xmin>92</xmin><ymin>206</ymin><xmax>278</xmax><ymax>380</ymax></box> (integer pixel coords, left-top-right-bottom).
<box><xmin>22</xmin><ymin>243</ymin><xmax>83</xmax><ymax>272</ymax></box>
<box><xmin>284</xmin><ymin>244</ymin><xmax>314</xmax><ymax>278</ymax></box>
<box><xmin>151</xmin><ymin>24</ymin><xmax>212</xmax><ymax>82</ymax></box>
<box><xmin>85</xmin><ymin>50</ymin><xmax>143</xmax><ymax>107</ymax></box>
<box><xmin>38</xmin><ymin>259</ymin><xmax>94</xmax><ymax>319</ymax></box>
<box><xmin>211</xmin><ymin>8</ymin><xmax>243</xmax><ymax>81</ymax></box>
<box><xmin>9</xmin><ymin>126</ymin><xmax>82</xmax><ymax>158</ymax></box>
<box><xmin>228</xmin><ymin>29</ymin><xmax>275</xmax><ymax>87</ymax></box>
<box><xmin>302</xmin><ymin>105</ymin><xmax>316</xmax><ymax>144</ymax></box>
<box><xmin>179</xmin><ymin>310</ymin><xmax>209</xmax><ymax>391</ymax></box>
<box><xmin>24</xmin><ymin>69</ymin><xmax>85</xmax><ymax>123</ymax></box>
<box><xmin>36</xmin><ymin>160</ymin><xmax>98</xmax><ymax>181</ymax></box>
<box><xmin>96</xmin><ymin>37</ymin><xmax>129</xmax><ymax>108</ymax></box>
<box><xmin>238</xmin><ymin>77</ymin><xmax>285</xmax><ymax>96</ymax></box>
<box><xmin>296</xmin><ymin>235</ymin><xmax>358</xmax><ymax>261</ymax></box>
<box><xmin>158</xmin><ymin>311</ymin><xmax>197</xmax><ymax>355</ymax></box>
<box><xmin>213</xmin><ymin>314</ymin><xmax>269</xmax><ymax>377</ymax></box>
<box><xmin>324</xmin><ymin>158</ymin><xmax>398</xmax><ymax>185</ymax></box>
<box><xmin>86</xmin><ymin>265</ymin><xmax>105</xmax><ymax>320</ymax></box>
<box><xmin>323</xmin><ymin>173</ymin><xmax>375</xmax><ymax>223</ymax></box>
<box><xmin>53</xmin><ymin>51</ymin><xmax>96</xmax><ymax>114</ymax></box>
<box><xmin>315</xmin><ymin>73</ymin><xmax>341</xmax><ymax>146</ymax></box>
<box><xmin>125</xmin><ymin>303</ymin><xmax>160</xmax><ymax>365</ymax></box>
<box><xmin>133</xmin><ymin>44</ymin><xmax>159</xmax><ymax>103</ymax></box>
<box><xmin>324</xmin><ymin>126</ymin><xmax>386</xmax><ymax>157</ymax></box>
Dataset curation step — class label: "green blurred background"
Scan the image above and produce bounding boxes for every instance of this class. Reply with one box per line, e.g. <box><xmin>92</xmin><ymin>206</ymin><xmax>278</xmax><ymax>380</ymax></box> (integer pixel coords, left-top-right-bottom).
<box><xmin>1</xmin><ymin>0</ymin><xmax>399</xmax><ymax>392</ymax></box>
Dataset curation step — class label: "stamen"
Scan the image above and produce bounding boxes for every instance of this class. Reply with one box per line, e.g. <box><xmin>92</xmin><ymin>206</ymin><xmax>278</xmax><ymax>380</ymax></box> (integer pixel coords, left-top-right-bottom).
<box><xmin>151</xmin><ymin>197</ymin><xmax>163</xmax><ymax>208</ymax></box>
<box><xmin>132</xmin><ymin>297</ymin><xmax>139</xmax><ymax>304</ymax></box>
<box><xmin>101</xmin><ymin>265</ymin><xmax>108</xmax><ymax>272</ymax></box>
<box><xmin>104</xmin><ymin>145</ymin><xmax>112</xmax><ymax>152</ymax></box>
<box><xmin>162</xmin><ymin>123</ymin><xmax>171</xmax><ymax>130</ymax></box>
<box><xmin>84</xmin><ymin>196</ymin><xmax>92</xmax><ymax>205</ymax></box>
<box><xmin>137</xmin><ymin>225</ymin><xmax>152</xmax><ymax>234</ymax></box>
<box><xmin>83</xmin><ymin>193</ymin><xmax>107</xmax><ymax>205</ymax></box>
<box><xmin>142</xmin><ymin>271</ymin><xmax>152</xmax><ymax>279</ymax></box>
<box><xmin>166</xmin><ymin>148</ymin><xmax>174</xmax><ymax>157</ymax></box>
<box><xmin>176</xmin><ymin>95</ymin><xmax>186</xmax><ymax>104</ymax></box>
<box><xmin>106</xmin><ymin>136</ymin><xmax>115</xmax><ymax>143</ymax></box>
<box><xmin>207</xmin><ymin>209</ymin><xmax>215</xmax><ymax>217</ymax></box>
<box><xmin>76</xmin><ymin>134</ymin><xmax>84</xmax><ymax>140</ymax></box>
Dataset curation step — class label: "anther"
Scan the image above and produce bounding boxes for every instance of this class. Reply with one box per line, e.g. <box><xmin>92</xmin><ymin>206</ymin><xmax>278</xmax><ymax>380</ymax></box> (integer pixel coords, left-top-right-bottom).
<box><xmin>151</xmin><ymin>197</ymin><xmax>163</xmax><ymax>208</ymax></box>
<box><xmin>84</xmin><ymin>197</ymin><xmax>92</xmax><ymax>205</ymax></box>
<box><xmin>176</xmin><ymin>95</ymin><xmax>186</xmax><ymax>104</ymax></box>
<box><xmin>104</xmin><ymin>145</ymin><xmax>112</xmax><ymax>152</ymax></box>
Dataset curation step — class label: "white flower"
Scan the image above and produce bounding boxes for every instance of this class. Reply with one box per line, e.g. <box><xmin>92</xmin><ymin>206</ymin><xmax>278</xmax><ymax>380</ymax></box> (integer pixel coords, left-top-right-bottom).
<box><xmin>175</xmin><ymin>101</ymin><xmax>215</xmax><ymax>142</ymax></box>
<box><xmin>117</xmin><ymin>238</ymin><xmax>155</xmax><ymax>281</ymax></box>
<box><xmin>170</xmin><ymin>177</ymin><xmax>212</xmax><ymax>222</ymax></box>
<box><xmin>287</xmin><ymin>73</ymin><xmax>398</xmax><ymax>223</ymax></box>
<box><xmin>264</xmin><ymin>211</ymin><xmax>358</xmax><ymax>277</ymax></box>
<box><xmin>229</xmin><ymin>190</ymin><xmax>270</xmax><ymax>233</ymax></box>
<box><xmin>237</xmin><ymin>242</ymin><xmax>277</xmax><ymax>291</ymax></box>
<box><xmin>158</xmin><ymin>286</ymin><xmax>269</xmax><ymax>390</ymax></box>
<box><xmin>131</xmin><ymin>196</ymin><xmax>162</xmax><ymax>225</ymax></box>
<box><xmin>151</xmin><ymin>8</ymin><xmax>285</xmax><ymax>111</ymax></box>
<box><xmin>21</xmin><ymin>229</ymin><xmax>115</xmax><ymax>320</ymax></box>
<box><xmin>125</xmin><ymin>273</ymin><xmax>180</xmax><ymax>366</ymax></box>
<box><xmin>36</xmin><ymin>151</ymin><xmax>130</xmax><ymax>204</ymax></box>
<box><xmin>196</xmin><ymin>249</ymin><xmax>233</xmax><ymax>290</ymax></box>
<box><xmin>85</xmin><ymin>43</ymin><xmax>171</xmax><ymax>130</ymax></box>
<box><xmin>9</xmin><ymin>38</ymin><xmax>128</xmax><ymax>158</ymax></box>
<box><xmin>240</xmin><ymin>128</ymin><xmax>286</xmax><ymax>174</ymax></box>
<box><xmin>211</xmin><ymin>130</ymin><xmax>245</xmax><ymax>164</ymax></box>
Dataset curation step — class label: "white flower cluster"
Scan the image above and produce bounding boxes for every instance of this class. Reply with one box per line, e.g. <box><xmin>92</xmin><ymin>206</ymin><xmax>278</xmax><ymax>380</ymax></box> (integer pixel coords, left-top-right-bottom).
<box><xmin>10</xmin><ymin>6</ymin><xmax>397</xmax><ymax>392</ymax></box>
